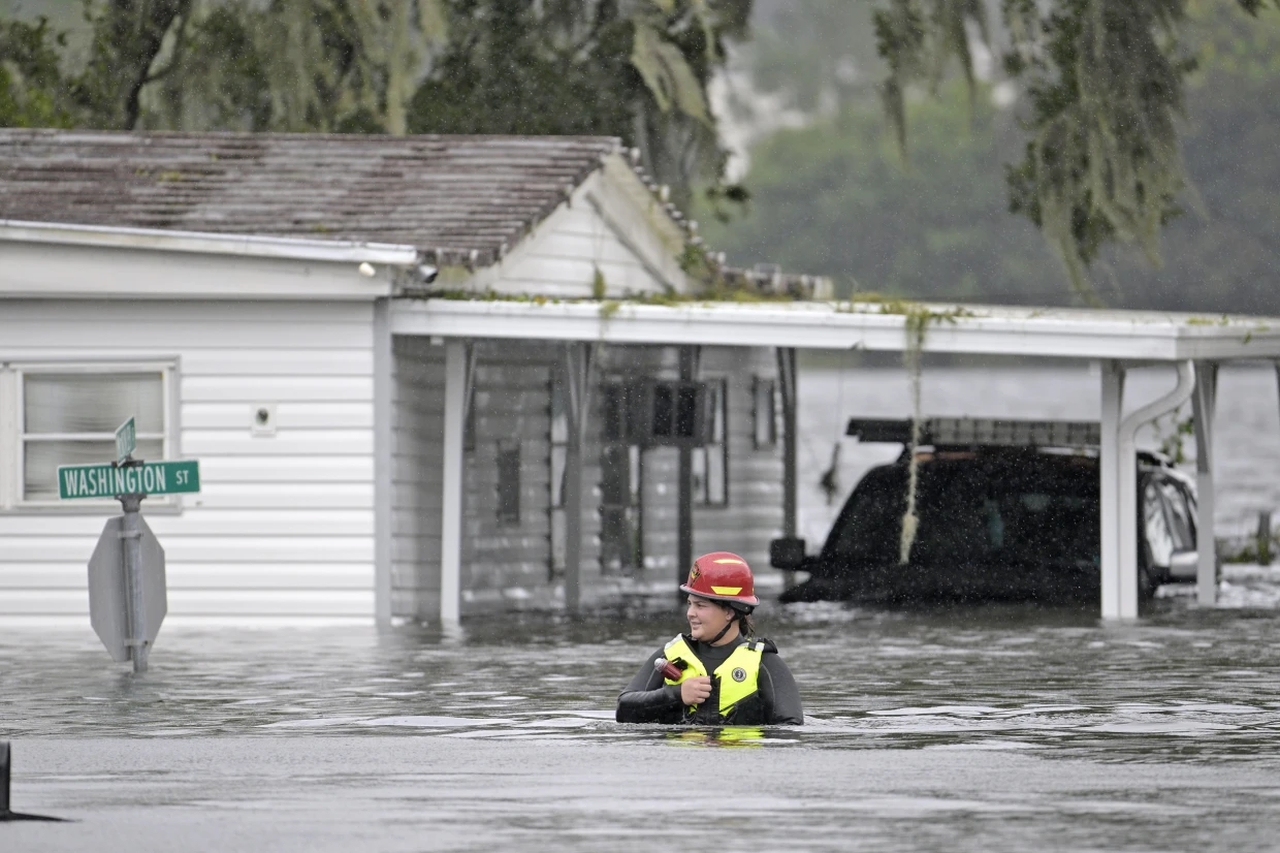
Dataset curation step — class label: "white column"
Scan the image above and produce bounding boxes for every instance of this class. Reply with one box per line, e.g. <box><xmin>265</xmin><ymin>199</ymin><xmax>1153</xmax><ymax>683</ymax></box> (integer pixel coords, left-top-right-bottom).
<box><xmin>439</xmin><ymin>340</ymin><xmax>467</xmax><ymax>627</ymax></box>
<box><xmin>776</xmin><ymin>347</ymin><xmax>799</xmax><ymax>590</ymax></box>
<box><xmin>372</xmin><ymin>299</ymin><xmax>394</xmax><ymax>626</ymax></box>
<box><xmin>1099</xmin><ymin>360</ymin><xmax>1125</xmax><ymax>619</ymax></box>
<box><xmin>561</xmin><ymin>342</ymin><xmax>594</xmax><ymax>615</ymax></box>
<box><xmin>1116</xmin><ymin>361</ymin><xmax>1196</xmax><ymax>619</ymax></box>
<box><xmin>1193</xmin><ymin>362</ymin><xmax>1218</xmax><ymax>606</ymax></box>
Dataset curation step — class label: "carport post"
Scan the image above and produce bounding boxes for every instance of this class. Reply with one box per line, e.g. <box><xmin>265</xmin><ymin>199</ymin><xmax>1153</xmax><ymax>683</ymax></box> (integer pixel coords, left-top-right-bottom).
<box><xmin>677</xmin><ymin>346</ymin><xmax>701</xmax><ymax>588</ymax></box>
<box><xmin>776</xmin><ymin>347</ymin><xmax>799</xmax><ymax>589</ymax></box>
<box><xmin>1116</xmin><ymin>360</ymin><xmax>1196</xmax><ymax>618</ymax></box>
<box><xmin>1099</xmin><ymin>360</ymin><xmax>1125</xmax><ymax>619</ymax></box>
<box><xmin>561</xmin><ymin>343</ymin><xmax>595</xmax><ymax>615</ymax></box>
<box><xmin>439</xmin><ymin>339</ymin><xmax>469</xmax><ymax>627</ymax></box>
<box><xmin>1193</xmin><ymin>362</ymin><xmax>1219</xmax><ymax>606</ymax></box>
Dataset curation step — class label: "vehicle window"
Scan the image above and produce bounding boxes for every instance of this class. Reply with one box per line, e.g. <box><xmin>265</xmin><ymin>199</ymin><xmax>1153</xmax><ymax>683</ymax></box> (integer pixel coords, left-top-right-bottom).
<box><xmin>980</xmin><ymin>466</ymin><xmax>1098</xmax><ymax>567</ymax></box>
<box><xmin>1159</xmin><ymin>481</ymin><xmax>1195</xmax><ymax>552</ymax></box>
<box><xmin>911</xmin><ymin>465</ymin><xmax>997</xmax><ymax>565</ymax></box>
<box><xmin>1144</xmin><ymin>481</ymin><xmax>1175</xmax><ymax>568</ymax></box>
<box><xmin>824</xmin><ymin>468</ymin><xmax>903</xmax><ymax>564</ymax></box>
<box><xmin>825</xmin><ymin>457</ymin><xmax>1101</xmax><ymax>568</ymax></box>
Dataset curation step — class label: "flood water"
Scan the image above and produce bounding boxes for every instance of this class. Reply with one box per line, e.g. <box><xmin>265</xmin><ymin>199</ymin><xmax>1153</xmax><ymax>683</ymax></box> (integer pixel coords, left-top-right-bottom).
<box><xmin>6</xmin><ymin>596</ymin><xmax>1280</xmax><ymax>852</ymax></box>
<box><xmin>6</xmin><ymin>363</ymin><xmax>1280</xmax><ymax>851</ymax></box>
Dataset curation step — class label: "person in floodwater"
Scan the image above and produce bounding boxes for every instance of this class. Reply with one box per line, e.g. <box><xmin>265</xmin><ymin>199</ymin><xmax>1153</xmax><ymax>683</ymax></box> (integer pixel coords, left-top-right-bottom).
<box><xmin>616</xmin><ymin>552</ymin><xmax>804</xmax><ymax>725</ymax></box>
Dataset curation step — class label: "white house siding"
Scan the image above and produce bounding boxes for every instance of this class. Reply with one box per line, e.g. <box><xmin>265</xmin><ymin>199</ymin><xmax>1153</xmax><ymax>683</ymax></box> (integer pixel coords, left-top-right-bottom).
<box><xmin>692</xmin><ymin>347</ymin><xmax>784</xmax><ymax>572</ymax></box>
<box><xmin>476</xmin><ymin>170</ymin><xmax>688</xmax><ymax>299</ymax></box>
<box><xmin>0</xmin><ymin>299</ymin><xmax>377</xmax><ymax>627</ymax></box>
<box><xmin>388</xmin><ymin>335</ymin><xmax>444</xmax><ymax>620</ymax></box>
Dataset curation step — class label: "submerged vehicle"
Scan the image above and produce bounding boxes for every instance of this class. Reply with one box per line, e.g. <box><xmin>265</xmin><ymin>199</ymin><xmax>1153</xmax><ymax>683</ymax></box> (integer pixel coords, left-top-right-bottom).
<box><xmin>771</xmin><ymin>418</ymin><xmax>1202</xmax><ymax>605</ymax></box>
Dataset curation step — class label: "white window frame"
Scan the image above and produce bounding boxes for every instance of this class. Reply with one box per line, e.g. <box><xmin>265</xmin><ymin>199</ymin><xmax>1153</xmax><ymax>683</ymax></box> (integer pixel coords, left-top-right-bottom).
<box><xmin>0</xmin><ymin>360</ymin><xmax>180</xmax><ymax>511</ymax></box>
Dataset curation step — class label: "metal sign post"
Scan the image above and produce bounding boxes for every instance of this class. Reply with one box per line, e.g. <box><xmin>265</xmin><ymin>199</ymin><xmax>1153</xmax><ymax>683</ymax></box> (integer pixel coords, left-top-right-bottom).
<box><xmin>120</xmin><ymin>489</ymin><xmax>149</xmax><ymax>672</ymax></box>
<box><xmin>61</xmin><ymin>417</ymin><xmax>198</xmax><ymax>673</ymax></box>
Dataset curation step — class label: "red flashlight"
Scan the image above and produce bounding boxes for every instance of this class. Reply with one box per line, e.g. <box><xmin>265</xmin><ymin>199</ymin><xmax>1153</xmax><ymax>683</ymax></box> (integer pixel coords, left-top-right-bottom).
<box><xmin>654</xmin><ymin>658</ymin><xmax>683</xmax><ymax>681</ymax></box>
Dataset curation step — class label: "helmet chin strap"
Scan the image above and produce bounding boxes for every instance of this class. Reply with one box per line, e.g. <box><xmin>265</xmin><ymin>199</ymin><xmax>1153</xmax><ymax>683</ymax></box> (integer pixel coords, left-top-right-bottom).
<box><xmin>706</xmin><ymin>610</ymin><xmax>739</xmax><ymax>646</ymax></box>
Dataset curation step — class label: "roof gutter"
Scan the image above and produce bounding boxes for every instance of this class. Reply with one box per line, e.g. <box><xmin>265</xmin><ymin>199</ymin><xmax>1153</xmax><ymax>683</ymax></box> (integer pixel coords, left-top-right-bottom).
<box><xmin>0</xmin><ymin>219</ymin><xmax>420</xmax><ymax>266</ymax></box>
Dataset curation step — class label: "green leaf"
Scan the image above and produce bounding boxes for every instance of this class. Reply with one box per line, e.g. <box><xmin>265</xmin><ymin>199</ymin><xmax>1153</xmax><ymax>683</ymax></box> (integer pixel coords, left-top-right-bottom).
<box><xmin>630</xmin><ymin>19</ymin><xmax>712</xmax><ymax>124</ymax></box>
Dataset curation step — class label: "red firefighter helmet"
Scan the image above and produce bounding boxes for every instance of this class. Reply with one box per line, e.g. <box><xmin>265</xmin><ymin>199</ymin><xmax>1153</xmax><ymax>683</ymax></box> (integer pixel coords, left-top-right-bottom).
<box><xmin>680</xmin><ymin>551</ymin><xmax>759</xmax><ymax>609</ymax></box>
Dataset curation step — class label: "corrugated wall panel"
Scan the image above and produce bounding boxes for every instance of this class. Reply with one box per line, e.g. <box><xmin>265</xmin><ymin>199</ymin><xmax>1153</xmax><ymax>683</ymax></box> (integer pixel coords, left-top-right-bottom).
<box><xmin>0</xmin><ymin>298</ymin><xmax>377</xmax><ymax>624</ymax></box>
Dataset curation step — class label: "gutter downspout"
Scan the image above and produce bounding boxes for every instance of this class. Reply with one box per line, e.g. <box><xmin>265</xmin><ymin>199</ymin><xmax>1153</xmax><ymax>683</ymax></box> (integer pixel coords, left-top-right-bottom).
<box><xmin>1114</xmin><ymin>360</ymin><xmax>1195</xmax><ymax>618</ymax></box>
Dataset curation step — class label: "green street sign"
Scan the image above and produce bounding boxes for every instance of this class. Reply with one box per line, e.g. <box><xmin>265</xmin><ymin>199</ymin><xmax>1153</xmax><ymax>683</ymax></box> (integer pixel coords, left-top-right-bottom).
<box><xmin>115</xmin><ymin>417</ymin><xmax>136</xmax><ymax>464</ymax></box>
<box><xmin>58</xmin><ymin>460</ymin><xmax>201</xmax><ymax>500</ymax></box>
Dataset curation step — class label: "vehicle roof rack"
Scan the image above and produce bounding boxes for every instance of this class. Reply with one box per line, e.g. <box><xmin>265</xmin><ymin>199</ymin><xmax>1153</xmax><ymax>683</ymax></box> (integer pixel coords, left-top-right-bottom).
<box><xmin>846</xmin><ymin>417</ymin><xmax>1101</xmax><ymax>448</ymax></box>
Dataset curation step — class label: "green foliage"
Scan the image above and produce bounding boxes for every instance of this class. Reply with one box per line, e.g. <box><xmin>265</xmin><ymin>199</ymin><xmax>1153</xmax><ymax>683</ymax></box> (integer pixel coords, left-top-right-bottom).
<box><xmin>744</xmin><ymin>1</ymin><xmax>884</xmax><ymax>112</ymax></box>
<box><xmin>876</xmin><ymin>0</ymin><xmax>1280</xmax><ymax>303</ymax></box>
<box><xmin>697</xmin><ymin>85</ymin><xmax>1069</xmax><ymax>304</ymax></box>
<box><xmin>0</xmin><ymin>16</ymin><xmax>73</xmax><ymax>127</ymax></box>
<box><xmin>76</xmin><ymin>0</ymin><xmax>195</xmax><ymax>130</ymax></box>
<box><xmin>1086</xmin><ymin>0</ymin><xmax>1280</xmax><ymax>313</ymax></box>
<box><xmin>407</xmin><ymin>0</ymin><xmax>751</xmax><ymax>209</ymax></box>
<box><xmin>0</xmin><ymin>0</ymin><xmax>749</xmax><ymax>204</ymax></box>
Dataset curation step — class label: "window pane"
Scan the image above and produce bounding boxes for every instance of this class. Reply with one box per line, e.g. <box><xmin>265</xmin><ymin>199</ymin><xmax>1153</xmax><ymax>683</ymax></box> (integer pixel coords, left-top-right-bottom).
<box><xmin>24</xmin><ymin>438</ymin><xmax>164</xmax><ymax>500</ymax></box>
<box><xmin>754</xmin><ymin>379</ymin><xmax>776</xmax><ymax>447</ymax></box>
<box><xmin>496</xmin><ymin>441</ymin><xmax>521</xmax><ymax>524</ymax></box>
<box><xmin>602</xmin><ymin>386</ymin><xmax>625</xmax><ymax>442</ymax></box>
<box><xmin>549</xmin><ymin>507</ymin><xmax>566</xmax><ymax>573</ymax></box>
<box><xmin>707</xmin><ymin>445</ymin><xmax>726</xmax><ymax>505</ymax></box>
<box><xmin>709</xmin><ymin>383</ymin><xmax>724</xmax><ymax>443</ymax></box>
<box><xmin>691</xmin><ymin>447</ymin><xmax>708</xmax><ymax>503</ymax></box>
<box><xmin>1160</xmin><ymin>482</ymin><xmax>1195</xmax><ymax>551</ymax></box>
<box><xmin>1144</xmin><ymin>482</ymin><xmax>1174</xmax><ymax>567</ymax></box>
<box><xmin>25</xmin><ymin>373</ymin><xmax>163</xmax><ymax>434</ymax></box>
<box><xmin>674</xmin><ymin>385</ymin><xmax>699</xmax><ymax>438</ymax></box>
<box><xmin>550</xmin><ymin>445</ymin><xmax>567</xmax><ymax>508</ymax></box>
<box><xmin>550</xmin><ymin>379</ymin><xmax>568</xmax><ymax>444</ymax></box>
<box><xmin>652</xmin><ymin>385</ymin><xmax>674</xmax><ymax>437</ymax></box>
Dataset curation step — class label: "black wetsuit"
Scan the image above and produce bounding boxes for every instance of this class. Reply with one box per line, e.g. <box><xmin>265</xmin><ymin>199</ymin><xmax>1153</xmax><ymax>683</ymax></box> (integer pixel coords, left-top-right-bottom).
<box><xmin>615</xmin><ymin>635</ymin><xmax>804</xmax><ymax>725</ymax></box>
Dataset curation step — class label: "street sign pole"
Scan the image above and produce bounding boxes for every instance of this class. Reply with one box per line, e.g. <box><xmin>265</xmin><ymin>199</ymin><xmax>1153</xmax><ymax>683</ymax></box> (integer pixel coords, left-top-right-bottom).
<box><xmin>114</xmin><ymin>448</ymin><xmax>151</xmax><ymax>674</ymax></box>
<box><xmin>119</xmin><ymin>489</ymin><xmax>149</xmax><ymax>673</ymax></box>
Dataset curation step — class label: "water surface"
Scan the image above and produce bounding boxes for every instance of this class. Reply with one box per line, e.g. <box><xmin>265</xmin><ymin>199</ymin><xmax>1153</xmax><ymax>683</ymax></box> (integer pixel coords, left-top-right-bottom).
<box><xmin>5</xmin><ymin>583</ymin><xmax>1280</xmax><ymax>851</ymax></box>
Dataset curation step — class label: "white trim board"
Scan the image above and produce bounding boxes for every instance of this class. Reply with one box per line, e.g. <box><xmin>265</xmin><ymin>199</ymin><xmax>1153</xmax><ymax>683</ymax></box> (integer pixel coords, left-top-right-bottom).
<box><xmin>0</xmin><ymin>219</ymin><xmax>419</xmax><ymax>265</ymax></box>
<box><xmin>390</xmin><ymin>299</ymin><xmax>1280</xmax><ymax>362</ymax></box>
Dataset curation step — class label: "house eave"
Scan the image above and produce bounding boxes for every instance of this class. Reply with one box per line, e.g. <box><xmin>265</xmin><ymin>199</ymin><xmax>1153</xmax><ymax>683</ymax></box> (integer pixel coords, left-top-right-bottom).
<box><xmin>0</xmin><ymin>219</ymin><xmax>421</xmax><ymax>266</ymax></box>
<box><xmin>390</xmin><ymin>298</ymin><xmax>1280</xmax><ymax>362</ymax></box>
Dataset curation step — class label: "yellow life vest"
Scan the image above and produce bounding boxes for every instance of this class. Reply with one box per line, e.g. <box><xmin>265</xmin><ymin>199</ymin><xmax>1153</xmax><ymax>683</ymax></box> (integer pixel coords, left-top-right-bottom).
<box><xmin>662</xmin><ymin>634</ymin><xmax>765</xmax><ymax>720</ymax></box>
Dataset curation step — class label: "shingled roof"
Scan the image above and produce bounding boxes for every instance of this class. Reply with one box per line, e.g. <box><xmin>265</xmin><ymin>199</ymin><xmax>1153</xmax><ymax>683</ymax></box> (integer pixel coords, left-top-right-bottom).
<box><xmin>0</xmin><ymin>129</ymin><xmax>624</xmax><ymax>267</ymax></box>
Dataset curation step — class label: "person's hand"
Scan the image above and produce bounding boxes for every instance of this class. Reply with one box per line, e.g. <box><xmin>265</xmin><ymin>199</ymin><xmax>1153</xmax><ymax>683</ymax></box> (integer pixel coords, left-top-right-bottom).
<box><xmin>680</xmin><ymin>676</ymin><xmax>712</xmax><ymax>705</ymax></box>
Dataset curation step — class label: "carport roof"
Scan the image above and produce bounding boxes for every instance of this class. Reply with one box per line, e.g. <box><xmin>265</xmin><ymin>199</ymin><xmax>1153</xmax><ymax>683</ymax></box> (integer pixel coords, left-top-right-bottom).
<box><xmin>391</xmin><ymin>298</ymin><xmax>1280</xmax><ymax>362</ymax></box>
